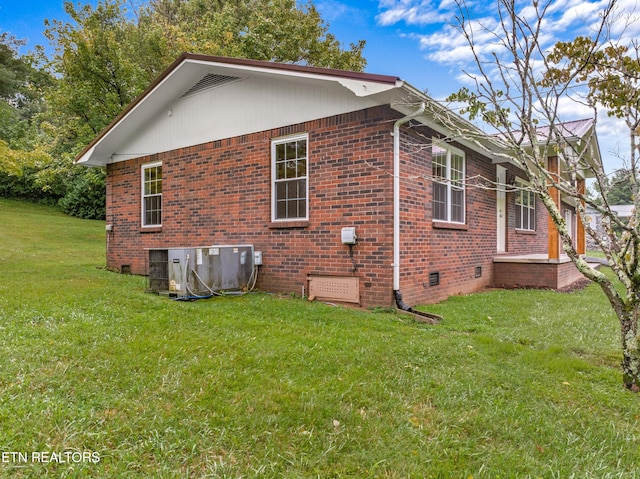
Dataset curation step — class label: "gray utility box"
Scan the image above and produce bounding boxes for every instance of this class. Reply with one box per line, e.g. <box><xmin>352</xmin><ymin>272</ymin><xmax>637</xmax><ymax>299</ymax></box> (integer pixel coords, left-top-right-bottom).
<box><xmin>147</xmin><ymin>245</ymin><xmax>254</xmax><ymax>298</ymax></box>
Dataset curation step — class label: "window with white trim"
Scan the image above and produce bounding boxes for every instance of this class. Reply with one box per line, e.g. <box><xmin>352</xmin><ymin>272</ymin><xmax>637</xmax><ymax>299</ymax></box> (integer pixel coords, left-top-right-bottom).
<box><xmin>142</xmin><ymin>162</ymin><xmax>162</xmax><ymax>226</ymax></box>
<box><xmin>432</xmin><ymin>141</ymin><xmax>465</xmax><ymax>223</ymax></box>
<box><xmin>515</xmin><ymin>178</ymin><xmax>535</xmax><ymax>230</ymax></box>
<box><xmin>272</xmin><ymin>134</ymin><xmax>308</xmax><ymax>221</ymax></box>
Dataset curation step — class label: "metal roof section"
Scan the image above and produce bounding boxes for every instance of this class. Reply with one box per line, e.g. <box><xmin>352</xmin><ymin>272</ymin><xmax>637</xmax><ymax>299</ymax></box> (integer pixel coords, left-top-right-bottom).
<box><xmin>497</xmin><ymin>118</ymin><xmax>602</xmax><ymax>177</ymax></box>
<box><xmin>530</xmin><ymin>118</ymin><xmax>595</xmax><ymax>141</ymax></box>
<box><xmin>496</xmin><ymin>118</ymin><xmax>597</xmax><ymax>148</ymax></box>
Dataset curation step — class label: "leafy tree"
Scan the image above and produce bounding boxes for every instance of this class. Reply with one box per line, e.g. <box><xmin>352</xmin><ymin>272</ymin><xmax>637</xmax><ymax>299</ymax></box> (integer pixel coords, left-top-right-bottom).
<box><xmin>227</xmin><ymin>0</ymin><xmax>365</xmax><ymax>69</ymax></box>
<box><xmin>0</xmin><ymin>138</ymin><xmax>59</xmax><ymax>204</ymax></box>
<box><xmin>43</xmin><ymin>0</ymin><xmax>365</xmax><ymax>154</ymax></box>
<box><xmin>544</xmin><ymin>31</ymin><xmax>640</xmax><ymax>390</ymax></box>
<box><xmin>0</xmin><ymin>34</ymin><xmax>59</xmax><ymax>204</ymax></box>
<box><xmin>58</xmin><ymin>167</ymin><xmax>106</xmax><ymax>219</ymax></box>
<box><xmin>440</xmin><ymin>0</ymin><xmax>640</xmax><ymax>391</ymax></box>
<box><xmin>144</xmin><ymin>0</ymin><xmax>365</xmax><ymax>70</ymax></box>
<box><xmin>43</xmin><ymin>0</ymin><xmax>151</xmax><ymax>154</ymax></box>
<box><xmin>34</xmin><ymin>0</ymin><xmax>364</xmax><ymax>220</ymax></box>
<box><xmin>0</xmin><ymin>33</ymin><xmax>29</xmax><ymax>100</ymax></box>
<box><xmin>0</xmin><ymin>34</ymin><xmax>52</xmax><ymax>148</ymax></box>
<box><xmin>595</xmin><ymin>168</ymin><xmax>634</xmax><ymax>205</ymax></box>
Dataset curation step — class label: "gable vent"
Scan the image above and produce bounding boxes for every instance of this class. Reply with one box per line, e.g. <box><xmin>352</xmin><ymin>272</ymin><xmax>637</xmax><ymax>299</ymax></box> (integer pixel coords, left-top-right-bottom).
<box><xmin>180</xmin><ymin>74</ymin><xmax>239</xmax><ymax>98</ymax></box>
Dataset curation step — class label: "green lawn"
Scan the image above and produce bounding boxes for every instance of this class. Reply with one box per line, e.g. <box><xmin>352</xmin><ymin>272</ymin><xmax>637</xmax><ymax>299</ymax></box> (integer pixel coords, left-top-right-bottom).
<box><xmin>0</xmin><ymin>198</ymin><xmax>638</xmax><ymax>478</ymax></box>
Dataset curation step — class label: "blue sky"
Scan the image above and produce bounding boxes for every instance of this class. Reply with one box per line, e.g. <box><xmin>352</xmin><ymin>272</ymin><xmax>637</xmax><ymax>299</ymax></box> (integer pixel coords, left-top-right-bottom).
<box><xmin>316</xmin><ymin>0</ymin><xmax>635</xmax><ymax>174</ymax></box>
<box><xmin>0</xmin><ymin>0</ymin><xmax>635</xmax><ymax>171</ymax></box>
<box><xmin>315</xmin><ymin>0</ymin><xmax>452</xmax><ymax>95</ymax></box>
<box><xmin>0</xmin><ymin>0</ymin><xmax>66</xmax><ymax>49</ymax></box>
<box><xmin>0</xmin><ymin>0</ymin><xmax>440</xmax><ymax>90</ymax></box>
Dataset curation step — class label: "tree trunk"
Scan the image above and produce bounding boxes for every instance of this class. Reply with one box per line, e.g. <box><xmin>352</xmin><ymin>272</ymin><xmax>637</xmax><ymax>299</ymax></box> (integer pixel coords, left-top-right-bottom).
<box><xmin>620</xmin><ymin>306</ymin><xmax>640</xmax><ymax>392</ymax></box>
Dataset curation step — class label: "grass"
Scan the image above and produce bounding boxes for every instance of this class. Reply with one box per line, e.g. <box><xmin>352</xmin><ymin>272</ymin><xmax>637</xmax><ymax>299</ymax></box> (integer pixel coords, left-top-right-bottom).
<box><xmin>1</xmin><ymin>198</ymin><xmax>639</xmax><ymax>478</ymax></box>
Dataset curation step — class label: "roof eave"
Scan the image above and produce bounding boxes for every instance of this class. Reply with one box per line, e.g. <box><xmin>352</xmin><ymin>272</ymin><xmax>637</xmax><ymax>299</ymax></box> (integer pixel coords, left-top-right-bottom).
<box><xmin>74</xmin><ymin>53</ymin><xmax>191</xmax><ymax>166</ymax></box>
<box><xmin>391</xmin><ymin>82</ymin><xmax>514</xmax><ymax>164</ymax></box>
<box><xmin>74</xmin><ymin>54</ymin><xmax>403</xmax><ymax>166</ymax></box>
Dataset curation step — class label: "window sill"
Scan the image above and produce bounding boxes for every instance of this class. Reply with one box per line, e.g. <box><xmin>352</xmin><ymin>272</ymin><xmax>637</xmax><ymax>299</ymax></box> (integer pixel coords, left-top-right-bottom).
<box><xmin>269</xmin><ymin>220</ymin><xmax>310</xmax><ymax>229</ymax></box>
<box><xmin>515</xmin><ymin>228</ymin><xmax>536</xmax><ymax>235</ymax></box>
<box><xmin>432</xmin><ymin>221</ymin><xmax>468</xmax><ymax>231</ymax></box>
<box><xmin>140</xmin><ymin>226</ymin><xmax>162</xmax><ymax>233</ymax></box>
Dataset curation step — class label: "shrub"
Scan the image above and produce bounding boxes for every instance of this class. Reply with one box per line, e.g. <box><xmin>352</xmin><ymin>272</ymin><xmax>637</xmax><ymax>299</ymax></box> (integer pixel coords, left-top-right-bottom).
<box><xmin>58</xmin><ymin>167</ymin><xmax>106</xmax><ymax>220</ymax></box>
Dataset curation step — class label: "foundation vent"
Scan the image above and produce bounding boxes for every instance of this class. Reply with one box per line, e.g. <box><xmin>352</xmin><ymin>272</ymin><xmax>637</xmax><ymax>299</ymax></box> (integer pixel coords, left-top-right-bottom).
<box><xmin>308</xmin><ymin>275</ymin><xmax>359</xmax><ymax>304</ymax></box>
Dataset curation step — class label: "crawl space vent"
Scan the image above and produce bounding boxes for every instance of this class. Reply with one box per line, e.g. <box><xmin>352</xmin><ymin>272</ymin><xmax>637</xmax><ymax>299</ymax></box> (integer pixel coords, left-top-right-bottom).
<box><xmin>180</xmin><ymin>74</ymin><xmax>239</xmax><ymax>98</ymax></box>
<box><xmin>308</xmin><ymin>275</ymin><xmax>359</xmax><ymax>304</ymax></box>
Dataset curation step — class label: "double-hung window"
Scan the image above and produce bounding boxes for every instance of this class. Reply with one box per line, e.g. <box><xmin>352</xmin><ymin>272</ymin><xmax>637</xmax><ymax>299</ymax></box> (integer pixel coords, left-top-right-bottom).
<box><xmin>515</xmin><ymin>178</ymin><xmax>535</xmax><ymax>230</ymax></box>
<box><xmin>272</xmin><ymin>134</ymin><xmax>308</xmax><ymax>221</ymax></box>
<box><xmin>432</xmin><ymin>141</ymin><xmax>465</xmax><ymax>223</ymax></box>
<box><xmin>142</xmin><ymin>161</ymin><xmax>162</xmax><ymax>227</ymax></box>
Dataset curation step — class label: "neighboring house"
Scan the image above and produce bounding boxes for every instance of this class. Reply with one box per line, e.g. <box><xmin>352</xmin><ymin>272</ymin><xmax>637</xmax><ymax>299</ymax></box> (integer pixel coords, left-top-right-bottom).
<box><xmin>76</xmin><ymin>53</ymin><xmax>600</xmax><ymax>308</ymax></box>
<box><xmin>586</xmin><ymin>204</ymin><xmax>635</xmax><ymax>250</ymax></box>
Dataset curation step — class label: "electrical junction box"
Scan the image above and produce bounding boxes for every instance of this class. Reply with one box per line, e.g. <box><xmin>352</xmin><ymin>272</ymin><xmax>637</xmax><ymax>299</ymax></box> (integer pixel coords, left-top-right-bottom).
<box><xmin>341</xmin><ymin>227</ymin><xmax>357</xmax><ymax>245</ymax></box>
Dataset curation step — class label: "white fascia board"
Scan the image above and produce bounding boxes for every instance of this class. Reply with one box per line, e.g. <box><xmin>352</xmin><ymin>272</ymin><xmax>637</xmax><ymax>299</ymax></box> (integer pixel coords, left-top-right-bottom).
<box><xmin>337</xmin><ymin>78</ymin><xmax>401</xmax><ymax>97</ymax></box>
<box><xmin>390</xmin><ymin>82</ymin><xmax>511</xmax><ymax>165</ymax></box>
<box><xmin>185</xmin><ymin>58</ymin><xmax>400</xmax><ymax>97</ymax></box>
<box><xmin>80</xmin><ymin>62</ymin><xmax>196</xmax><ymax>166</ymax></box>
<box><xmin>75</xmin><ymin>145</ymin><xmax>96</xmax><ymax>166</ymax></box>
<box><xmin>82</xmin><ymin>59</ymin><xmax>402</xmax><ymax>166</ymax></box>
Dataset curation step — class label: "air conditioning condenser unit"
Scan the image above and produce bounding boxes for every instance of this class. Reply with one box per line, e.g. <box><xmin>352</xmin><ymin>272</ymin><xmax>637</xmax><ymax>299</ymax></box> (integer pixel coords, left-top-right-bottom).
<box><xmin>147</xmin><ymin>245</ymin><xmax>255</xmax><ymax>299</ymax></box>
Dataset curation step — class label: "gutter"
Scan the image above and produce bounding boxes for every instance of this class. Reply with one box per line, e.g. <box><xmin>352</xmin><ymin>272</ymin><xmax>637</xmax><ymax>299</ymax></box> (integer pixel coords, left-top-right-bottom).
<box><xmin>392</xmin><ymin>102</ymin><xmax>426</xmax><ymax>308</ymax></box>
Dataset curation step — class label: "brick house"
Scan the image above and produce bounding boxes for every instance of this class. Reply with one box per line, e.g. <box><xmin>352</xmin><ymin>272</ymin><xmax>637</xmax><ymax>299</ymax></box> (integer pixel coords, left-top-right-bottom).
<box><xmin>76</xmin><ymin>53</ymin><xmax>599</xmax><ymax>308</ymax></box>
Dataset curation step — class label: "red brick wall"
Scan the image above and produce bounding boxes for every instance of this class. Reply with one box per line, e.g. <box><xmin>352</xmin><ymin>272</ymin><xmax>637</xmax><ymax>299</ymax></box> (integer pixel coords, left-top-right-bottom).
<box><xmin>501</xmin><ymin>168</ymin><xmax>549</xmax><ymax>256</ymax></box>
<box><xmin>106</xmin><ymin>106</ymin><xmax>397</xmax><ymax>307</ymax></box>
<box><xmin>493</xmin><ymin>260</ymin><xmax>583</xmax><ymax>289</ymax></box>
<box><xmin>394</xmin><ymin>127</ymin><xmax>551</xmax><ymax>305</ymax></box>
<box><xmin>396</xmin><ymin>127</ymin><xmax>500</xmax><ymax>305</ymax></box>
<box><xmin>105</xmin><ymin>105</ymin><xmax>550</xmax><ymax>307</ymax></box>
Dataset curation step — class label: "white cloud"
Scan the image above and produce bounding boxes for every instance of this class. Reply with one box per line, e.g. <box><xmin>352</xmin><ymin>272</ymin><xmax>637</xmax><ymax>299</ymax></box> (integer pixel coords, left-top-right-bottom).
<box><xmin>417</xmin><ymin>15</ymin><xmax>511</xmax><ymax>66</ymax></box>
<box><xmin>376</xmin><ymin>0</ymin><xmax>639</xmax><ymax>170</ymax></box>
<box><xmin>594</xmin><ymin>114</ymin><xmax>629</xmax><ymax>170</ymax></box>
<box><xmin>554</xmin><ymin>94</ymin><xmax>595</xmax><ymax>119</ymax></box>
<box><xmin>388</xmin><ymin>0</ymin><xmax>619</xmax><ymax>64</ymax></box>
<box><xmin>376</xmin><ymin>0</ymin><xmax>450</xmax><ymax>25</ymax></box>
<box><xmin>608</xmin><ymin>0</ymin><xmax>640</xmax><ymax>42</ymax></box>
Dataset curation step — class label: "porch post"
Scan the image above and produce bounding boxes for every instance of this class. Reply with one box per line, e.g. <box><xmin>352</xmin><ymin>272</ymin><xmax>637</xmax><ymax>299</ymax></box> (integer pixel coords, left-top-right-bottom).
<box><xmin>547</xmin><ymin>156</ymin><xmax>560</xmax><ymax>260</ymax></box>
<box><xmin>577</xmin><ymin>178</ymin><xmax>586</xmax><ymax>255</ymax></box>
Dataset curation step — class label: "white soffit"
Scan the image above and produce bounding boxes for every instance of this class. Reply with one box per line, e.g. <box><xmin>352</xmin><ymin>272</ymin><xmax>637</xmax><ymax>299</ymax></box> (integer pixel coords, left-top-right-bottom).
<box><xmin>76</xmin><ymin>145</ymin><xmax>95</xmax><ymax>165</ymax></box>
<box><xmin>77</xmin><ymin>60</ymin><xmax>208</xmax><ymax>165</ymax></box>
<box><xmin>337</xmin><ymin>78</ymin><xmax>400</xmax><ymax>97</ymax></box>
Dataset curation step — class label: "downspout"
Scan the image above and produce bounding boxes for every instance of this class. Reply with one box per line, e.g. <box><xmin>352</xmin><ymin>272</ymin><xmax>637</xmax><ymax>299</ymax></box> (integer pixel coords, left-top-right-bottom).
<box><xmin>393</xmin><ymin>102</ymin><xmax>426</xmax><ymax>310</ymax></box>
